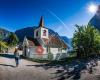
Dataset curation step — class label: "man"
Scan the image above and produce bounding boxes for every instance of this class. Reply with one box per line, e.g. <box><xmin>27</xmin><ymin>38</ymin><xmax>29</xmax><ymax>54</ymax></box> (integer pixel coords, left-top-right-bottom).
<box><xmin>14</xmin><ymin>48</ymin><xmax>20</xmax><ymax>67</ymax></box>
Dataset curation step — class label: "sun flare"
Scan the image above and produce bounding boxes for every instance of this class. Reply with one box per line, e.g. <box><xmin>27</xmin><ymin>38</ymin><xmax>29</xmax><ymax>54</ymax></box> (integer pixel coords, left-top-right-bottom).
<box><xmin>88</xmin><ymin>3</ymin><xmax>98</xmax><ymax>14</ymax></box>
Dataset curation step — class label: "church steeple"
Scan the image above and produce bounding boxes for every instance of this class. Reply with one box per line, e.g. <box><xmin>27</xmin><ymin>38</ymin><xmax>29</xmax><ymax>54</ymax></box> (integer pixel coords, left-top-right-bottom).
<box><xmin>39</xmin><ymin>16</ymin><xmax>44</xmax><ymax>27</ymax></box>
<box><xmin>34</xmin><ymin>16</ymin><xmax>48</xmax><ymax>39</ymax></box>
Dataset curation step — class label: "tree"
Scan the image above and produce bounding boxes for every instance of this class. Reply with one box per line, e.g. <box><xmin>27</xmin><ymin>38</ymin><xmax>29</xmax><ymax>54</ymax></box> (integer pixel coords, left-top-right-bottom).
<box><xmin>72</xmin><ymin>24</ymin><xmax>100</xmax><ymax>58</ymax></box>
<box><xmin>0</xmin><ymin>41</ymin><xmax>8</xmax><ymax>52</ymax></box>
<box><xmin>7</xmin><ymin>32</ymin><xmax>19</xmax><ymax>46</ymax></box>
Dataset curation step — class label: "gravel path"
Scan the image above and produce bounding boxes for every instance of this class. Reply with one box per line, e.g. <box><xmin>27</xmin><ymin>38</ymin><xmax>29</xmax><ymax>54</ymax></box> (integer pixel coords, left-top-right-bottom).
<box><xmin>0</xmin><ymin>54</ymin><xmax>56</xmax><ymax>80</ymax></box>
<box><xmin>0</xmin><ymin>53</ymin><xmax>100</xmax><ymax>80</ymax></box>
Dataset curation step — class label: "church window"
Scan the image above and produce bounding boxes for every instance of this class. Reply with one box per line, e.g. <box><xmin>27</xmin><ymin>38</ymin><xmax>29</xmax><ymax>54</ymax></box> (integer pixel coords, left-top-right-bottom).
<box><xmin>36</xmin><ymin>31</ymin><xmax>38</xmax><ymax>37</ymax></box>
<box><xmin>43</xmin><ymin>30</ymin><xmax>46</xmax><ymax>36</ymax></box>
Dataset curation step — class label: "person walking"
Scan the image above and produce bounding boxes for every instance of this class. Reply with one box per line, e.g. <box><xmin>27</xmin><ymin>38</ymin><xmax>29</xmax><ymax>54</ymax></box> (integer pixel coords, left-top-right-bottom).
<box><xmin>14</xmin><ymin>48</ymin><xmax>20</xmax><ymax>67</ymax></box>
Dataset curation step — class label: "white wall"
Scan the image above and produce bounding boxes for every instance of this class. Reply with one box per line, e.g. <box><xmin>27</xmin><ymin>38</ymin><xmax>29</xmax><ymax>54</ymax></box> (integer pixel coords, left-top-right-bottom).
<box><xmin>23</xmin><ymin>47</ymin><xmax>29</xmax><ymax>57</ymax></box>
<box><xmin>50</xmin><ymin>48</ymin><xmax>67</xmax><ymax>60</ymax></box>
<box><xmin>23</xmin><ymin>46</ymin><xmax>67</xmax><ymax>60</ymax></box>
<box><xmin>50</xmin><ymin>48</ymin><xmax>58</xmax><ymax>59</ymax></box>
<box><xmin>25</xmin><ymin>46</ymin><xmax>47</xmax><ymax>59</ymax></box>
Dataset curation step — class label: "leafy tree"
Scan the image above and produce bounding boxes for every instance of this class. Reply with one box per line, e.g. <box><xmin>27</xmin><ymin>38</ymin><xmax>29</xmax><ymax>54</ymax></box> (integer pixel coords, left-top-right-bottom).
<box><xmin>0</xmin><ymin>41</ymin><xmax>8</xmax><ymax>52</ymax></box>
<box><xmin>72</xmin><ymin>24</ymin><xmax>100</xmax><ymax>58</ymax></box>
<box><xmin>7</xmin><ymin>32</ymin><xmax>19</xmax><ymax>46</ymax></box>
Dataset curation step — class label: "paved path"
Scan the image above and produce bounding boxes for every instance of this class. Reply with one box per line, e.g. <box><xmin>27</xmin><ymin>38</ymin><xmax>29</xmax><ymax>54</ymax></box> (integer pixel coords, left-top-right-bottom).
<box><xmin>0</xmin><ymin>53</ymin><xmax>56</xmax><ymax>80</ymax></box>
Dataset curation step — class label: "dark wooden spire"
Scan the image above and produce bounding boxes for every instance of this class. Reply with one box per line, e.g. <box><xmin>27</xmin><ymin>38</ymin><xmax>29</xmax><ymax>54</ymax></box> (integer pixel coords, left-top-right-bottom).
<box><xmin>39</xmin><ymin>16</ymin><xmax>44</xmax><ymax>27</ymax></box>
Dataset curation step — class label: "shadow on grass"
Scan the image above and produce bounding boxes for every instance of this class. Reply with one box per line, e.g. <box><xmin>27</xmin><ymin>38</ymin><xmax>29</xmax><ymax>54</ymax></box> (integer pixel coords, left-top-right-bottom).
<box><xmin>0</xmin><ymin>64</ymin><xmax>15</xmax><ymax>67</ymax></box>
<box><xmin>26</xmin><ymin>57</ymin><xmax>99</xmax><ymax>80</ymax></box>
<box><xmin>0</xmin><ymin>54</ymin><xmax>16</xmax><ymax>68</ymax></box>
<box><xmin>0</xmin><ymin>53</ymin><xmax>15</xmax><ymax>59</ymax></box>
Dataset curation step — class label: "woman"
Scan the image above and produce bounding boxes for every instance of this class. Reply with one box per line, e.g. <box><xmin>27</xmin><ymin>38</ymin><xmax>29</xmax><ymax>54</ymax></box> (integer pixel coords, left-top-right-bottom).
<box><xmin>14</xmin><ymin>48</ymin><xmax>20</xmax><ymax>67</ymax></box>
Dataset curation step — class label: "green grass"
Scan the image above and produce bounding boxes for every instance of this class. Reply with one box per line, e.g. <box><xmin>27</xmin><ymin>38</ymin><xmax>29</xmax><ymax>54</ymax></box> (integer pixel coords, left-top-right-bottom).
<box><xmin>22</xmin><ymin>56</ymin><xmax>77</xmax><ymax>67</ymax></box>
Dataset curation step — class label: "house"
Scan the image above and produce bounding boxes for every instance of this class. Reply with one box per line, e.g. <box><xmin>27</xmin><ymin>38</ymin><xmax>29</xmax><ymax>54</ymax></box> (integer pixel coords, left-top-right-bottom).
<box><xmin>22</xmin><ymin>17</ymin><xmax>68</xmax><ymax>60</ymax></box>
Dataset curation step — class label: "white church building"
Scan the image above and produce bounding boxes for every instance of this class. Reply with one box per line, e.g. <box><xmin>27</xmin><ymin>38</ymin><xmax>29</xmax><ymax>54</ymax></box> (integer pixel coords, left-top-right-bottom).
<box><xmin>22</xmin><ymin>17</ymin><xmax>68</xmax><ymax>60</ymax></box>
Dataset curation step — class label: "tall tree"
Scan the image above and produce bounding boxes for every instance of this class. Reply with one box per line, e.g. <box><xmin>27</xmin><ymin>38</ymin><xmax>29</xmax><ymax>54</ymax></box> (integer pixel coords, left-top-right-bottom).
<box><xmin>7</xmin><ymin>32</ymin><xmax>19</xmax><ymax>46</ymax></box>
<box><xmin>0</xmin><ymin>41</ymin><xmax>8</xmax><ymax>52</ymax></box>
<box><xmin>72</xmin><ymin>24</ymin><xmax>100</xmax><ymax>58</ymax></box>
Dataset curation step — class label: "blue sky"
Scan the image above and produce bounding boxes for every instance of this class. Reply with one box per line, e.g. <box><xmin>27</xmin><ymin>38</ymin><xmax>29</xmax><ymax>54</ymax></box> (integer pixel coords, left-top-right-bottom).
<box><xmin>0</xmin><ymin>0</ymin><xmax>100</xmax><ymax>38</ymax></box>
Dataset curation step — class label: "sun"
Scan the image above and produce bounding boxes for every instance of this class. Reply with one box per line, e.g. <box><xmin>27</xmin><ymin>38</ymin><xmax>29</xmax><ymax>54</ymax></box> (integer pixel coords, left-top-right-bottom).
<box><xmin>88</xmin><ymin>3</ymin><xmax>98</xmax><ymax>14</ymax></box>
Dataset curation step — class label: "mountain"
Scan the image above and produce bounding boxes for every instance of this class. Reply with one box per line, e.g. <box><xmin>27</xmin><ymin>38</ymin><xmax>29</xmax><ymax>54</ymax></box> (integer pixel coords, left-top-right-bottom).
<box><xmin>89</xmin><ymin>5</ymin><xmax>100</xmax><ymax>31</ymax></box>
<box><xmin>15</xmin><ymin>27</ymin><xmax>35</xmax><ymax>42</ymax></box>
<box><xmin>0</xmin><ymin>28</ymin><xmax>10</xmax><ymax>41</ymax></box>
<box><xmin>61</xmin><ymin>36</ymin><xmax>73</xmax><ymax>50</ymax></box>
<box><xmin>15</xmin><ymin>26</ymin><xmax>61</xmax><ymax>42</ymax></box>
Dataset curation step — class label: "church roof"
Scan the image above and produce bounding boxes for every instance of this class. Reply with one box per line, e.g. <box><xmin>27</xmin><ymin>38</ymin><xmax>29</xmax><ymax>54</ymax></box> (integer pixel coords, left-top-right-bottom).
<box><xmin>26</xmin><ymin>37</ymin><xmax>41</xmax><ymax>47</ymax></box>
<box><xmin>25</xmin><ymin>35</ymin><xmax>67</xmax><ymax>48</ymax></box>
<box><xmin>42</xmin><ymin>35</ymin><xmax>67</xmax><ymax>48</ymax></box>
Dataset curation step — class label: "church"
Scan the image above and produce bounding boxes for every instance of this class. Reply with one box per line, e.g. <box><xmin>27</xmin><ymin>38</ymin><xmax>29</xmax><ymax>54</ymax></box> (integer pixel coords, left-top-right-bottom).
<box><xmin>22</xmin><ymin>17</ymin><xmax>68</xmax><ymax>60</ymax></box>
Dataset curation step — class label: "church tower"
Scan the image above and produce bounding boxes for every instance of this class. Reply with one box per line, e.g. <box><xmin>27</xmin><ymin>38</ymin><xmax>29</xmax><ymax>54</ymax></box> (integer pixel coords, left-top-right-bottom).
<box><xmin>34</xmin><ymin>16</ymin><xmax>49</xmax><ymax>39</ymax></box>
